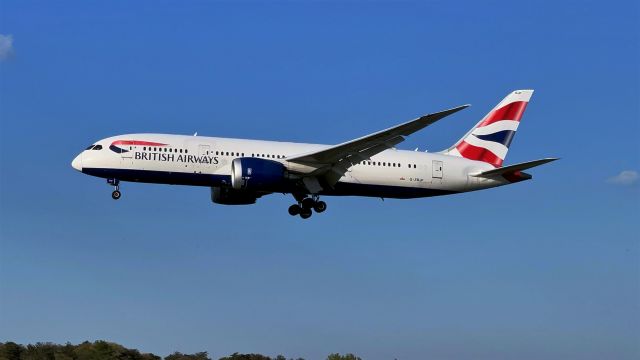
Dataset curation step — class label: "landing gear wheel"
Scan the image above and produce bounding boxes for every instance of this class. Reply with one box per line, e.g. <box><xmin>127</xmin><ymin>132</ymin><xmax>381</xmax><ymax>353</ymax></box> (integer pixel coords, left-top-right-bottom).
<box><xmin>313</xmin><ymin>200</ymin><xmax>327</xmax><ymax>213</ymax></box>
<box><xmin>112</xmin><ymin>190</ymin><xmax>121</xmax><ymax>200</ymax></box>
<box><xmin>288</xmin><ymin>204</ymin><xmax>301</xmax><ymax>216</ymax></box>
<box><xmin>301</xmin><ymin>197</ymin><xmax>315</xmax><ymax>210</ymax></box>
<box><xmin>299</xmin><ymin>208</ymin><xmax>312</xmax><ymax>219</ymax></box>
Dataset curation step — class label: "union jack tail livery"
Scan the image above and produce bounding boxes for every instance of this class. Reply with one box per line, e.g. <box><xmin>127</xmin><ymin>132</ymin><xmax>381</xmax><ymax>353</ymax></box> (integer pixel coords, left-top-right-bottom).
<box><xmin>442</xmin><ymin>90</ymin><xmax>533</xmax><ymax>167</ymax></box>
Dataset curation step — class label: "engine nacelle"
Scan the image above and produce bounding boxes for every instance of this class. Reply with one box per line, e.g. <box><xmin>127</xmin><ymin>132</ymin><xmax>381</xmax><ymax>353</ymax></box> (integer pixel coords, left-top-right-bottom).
<box><xmin>211</xmin><ymin>187</ymin><xmax>257</xmax><ymax>205</ymax></box>
<box><xmin>231</xmin><ymin>157</ymin><xmax>287</xmax><ymax>191</ymax></box>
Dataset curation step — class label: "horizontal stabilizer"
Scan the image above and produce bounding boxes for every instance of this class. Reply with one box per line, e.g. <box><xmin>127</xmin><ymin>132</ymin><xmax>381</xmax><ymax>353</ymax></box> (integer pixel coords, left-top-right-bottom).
<box><xmin>470</xmin><ymin>158</ymin><xmax>558</xmax><ymax>182</ymax></box>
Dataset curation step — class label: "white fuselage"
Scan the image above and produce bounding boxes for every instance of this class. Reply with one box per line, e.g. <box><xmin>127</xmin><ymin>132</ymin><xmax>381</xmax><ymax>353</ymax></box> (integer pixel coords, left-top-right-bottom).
<box><xmin>72</xmin><ymin>133</ymin><xmax>508</xmax><ymax>199</ymax></box>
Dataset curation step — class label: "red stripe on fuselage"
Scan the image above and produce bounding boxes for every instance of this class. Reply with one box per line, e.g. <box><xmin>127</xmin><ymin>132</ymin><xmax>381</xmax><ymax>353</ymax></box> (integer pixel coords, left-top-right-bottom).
<box><xmin>111</xmin><ymin>140</ymin><xmax>168</xmax><ymax>146</ymax></box>
<box><xmin>456</xmin><ymin>141</ymin><xmax>503</xmax><ymax>167</ymax></box>
<box><xmin>478</xmin><ymin>101</ymin><xmax>528</xmax><ymax>127</ymax></box>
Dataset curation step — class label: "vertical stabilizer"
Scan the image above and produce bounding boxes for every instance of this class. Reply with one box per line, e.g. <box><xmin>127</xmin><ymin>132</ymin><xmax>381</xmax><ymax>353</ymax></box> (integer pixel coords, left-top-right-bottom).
<box><xmin>442</xmin><ymin>90</ymin><xmax>533</xmax><ymax>167</ymax></box>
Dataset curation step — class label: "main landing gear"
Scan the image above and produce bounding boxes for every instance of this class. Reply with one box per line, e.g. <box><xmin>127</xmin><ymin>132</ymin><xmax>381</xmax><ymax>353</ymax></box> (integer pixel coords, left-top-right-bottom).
<box><xmin>108</xmin><ymin>179</ymin><xmax>121</xmax><ymax>200</ymax></box>
<box><xmin>288</xmin><ymin>195</ymin><xmax>327</xmax><ymax>219</ymax></box>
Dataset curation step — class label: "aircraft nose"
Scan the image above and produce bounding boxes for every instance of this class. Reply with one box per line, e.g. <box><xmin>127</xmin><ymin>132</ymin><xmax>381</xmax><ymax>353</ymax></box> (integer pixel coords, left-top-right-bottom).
<box><xmin>71</xmin><ymin>153</ymin><xmax>83</xmax><ymax>171</ymax></box>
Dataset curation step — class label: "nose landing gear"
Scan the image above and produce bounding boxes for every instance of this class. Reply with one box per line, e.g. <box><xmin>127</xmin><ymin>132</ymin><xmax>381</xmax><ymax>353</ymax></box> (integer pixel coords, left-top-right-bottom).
<box><xmin>108</xmin><ymin>179</ymin><xmax>121</xmax><ymax>200</ymax></box>
<box><xmin>288</xmin><ymin>195</ymin><xmax>327</xmax><ymax>219</ymax></box>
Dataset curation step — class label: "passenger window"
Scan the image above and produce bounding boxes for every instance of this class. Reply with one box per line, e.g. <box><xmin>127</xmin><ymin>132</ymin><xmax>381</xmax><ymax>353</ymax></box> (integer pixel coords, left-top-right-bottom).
<box><xmin>413</xmin><ymin>164</ymin><xmax>416</xmax><ymax>168</ymax></box>
<box><xmin>226</xmin><ymin>152</ymin><xmax>229</xmax><ymax>156</ymax></box>
<box><xmin>242</xmin><ymin>153</ymin><xmax>245</xmax><ymax>157</ymax></box>
<box><xmin>185</xmin><ymin>149</ymin><xmax>188</xmax><ymax>154</ymax></box>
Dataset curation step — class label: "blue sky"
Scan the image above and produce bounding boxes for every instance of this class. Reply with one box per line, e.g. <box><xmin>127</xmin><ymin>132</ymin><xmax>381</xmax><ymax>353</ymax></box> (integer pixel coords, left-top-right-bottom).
<box><xmin>0</xmin><ymin>1</ymin><xmax>638</xmax><ymax>359</ymax></box>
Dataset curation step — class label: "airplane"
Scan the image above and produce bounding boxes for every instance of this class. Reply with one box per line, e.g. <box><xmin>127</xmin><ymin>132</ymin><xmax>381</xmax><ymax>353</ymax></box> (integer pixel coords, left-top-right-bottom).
<box><xmin>71</xmin><ymin>90</ymin><xmax>557</xmax><ymax>219</ymax></box>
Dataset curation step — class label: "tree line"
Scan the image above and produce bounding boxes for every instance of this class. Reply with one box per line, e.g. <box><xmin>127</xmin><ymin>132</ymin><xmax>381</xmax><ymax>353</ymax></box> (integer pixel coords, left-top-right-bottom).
<box><xmin>0</xmin><ymin>341</ymin><xmax>362</xmax><ymax>360</ymax></box>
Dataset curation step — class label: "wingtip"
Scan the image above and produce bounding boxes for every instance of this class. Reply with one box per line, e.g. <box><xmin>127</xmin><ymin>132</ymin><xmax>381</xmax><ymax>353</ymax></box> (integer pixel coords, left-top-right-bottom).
<box><xmin>450</xmin><ymin>104</ymin><xmax>471</xmax><ymax>112</ymax></box>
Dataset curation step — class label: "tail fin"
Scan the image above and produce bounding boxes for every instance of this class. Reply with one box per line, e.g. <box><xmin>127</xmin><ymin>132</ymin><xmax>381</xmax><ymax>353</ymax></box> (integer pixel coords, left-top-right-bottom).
<box><xmin>442</xmin><ymin>89</ymin><xmax>533</xmax><ymax>167</ymax></box>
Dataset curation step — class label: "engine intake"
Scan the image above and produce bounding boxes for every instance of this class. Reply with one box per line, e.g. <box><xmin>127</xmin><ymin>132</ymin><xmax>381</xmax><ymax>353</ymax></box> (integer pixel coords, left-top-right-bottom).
<box><xmin>231</xmin><ymin>157</ymin><xmax>287</xmax><ymax>191</ymax></box>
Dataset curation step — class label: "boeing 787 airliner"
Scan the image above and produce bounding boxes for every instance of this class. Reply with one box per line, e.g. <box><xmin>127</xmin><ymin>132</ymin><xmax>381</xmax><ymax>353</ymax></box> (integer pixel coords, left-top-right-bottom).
<box><xmin>71</xmin><ymin>90</ymin><xmax>557</xmax><ymax>219</ymax></box>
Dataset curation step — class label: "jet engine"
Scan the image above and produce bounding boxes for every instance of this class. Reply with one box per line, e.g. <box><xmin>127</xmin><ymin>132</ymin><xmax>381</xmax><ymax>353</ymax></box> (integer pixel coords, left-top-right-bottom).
<box><xmin>211</xmin><ymin>187</ymin><xmax>257</xmax><ymax>205</ymax></box>
<box><xmin>231</xmin><ymin>157</ymin><xmax>288</xmax><ymax>191</ymax></box>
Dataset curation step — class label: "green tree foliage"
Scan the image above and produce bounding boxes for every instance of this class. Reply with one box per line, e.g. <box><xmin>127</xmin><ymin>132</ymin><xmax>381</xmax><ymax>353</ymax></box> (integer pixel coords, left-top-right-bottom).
<box><xmin>0</xmin><ymin>342</ymin><xmax>160</xmax><ymax>360</ymax></box>
<box><xmin>0</xmin><ymin>342</ymin><xmax>322</xmax><ymax>360</ymax></box>
<box><xmin>218</xmin><ymin>354</ymin><xmax>270</xmax><ymax>360</ymax></box>
<box><xmin>165</xmin><ymin>352</ymin><xmax>210</xmax><ymax>360</ymax></box>
<box><xmin>217</xmin><ymin>353</ymin><xmax>308</xmax><ymax>360</ymax></box>
<box><xmin>0</xmin><ymin>342</ymin><xmax>24</xmax><ymax>360</ymax></box>
<box><xmin>326</xmin><ymin>354</ymin><xmax>361</xmax><ymax>360</ymax></box>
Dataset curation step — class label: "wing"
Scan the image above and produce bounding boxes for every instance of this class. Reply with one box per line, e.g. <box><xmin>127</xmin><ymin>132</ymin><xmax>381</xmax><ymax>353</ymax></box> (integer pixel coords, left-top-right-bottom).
<box><xmin>287</xmin><ymin>104</ymin><xmax>469</xmax><ymax>189</ymax></box>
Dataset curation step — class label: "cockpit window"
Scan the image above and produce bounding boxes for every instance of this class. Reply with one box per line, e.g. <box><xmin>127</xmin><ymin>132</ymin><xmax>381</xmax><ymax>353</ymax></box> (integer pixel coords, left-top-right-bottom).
<box><xmin>85</xmin><ymin>145</ymin><xmax>95</xmax><ymax>150</ymax></box>
<box><xmin>93</xmin><ymin>145</ymin><xmax>103</xmax><ymax>150</ymax></box>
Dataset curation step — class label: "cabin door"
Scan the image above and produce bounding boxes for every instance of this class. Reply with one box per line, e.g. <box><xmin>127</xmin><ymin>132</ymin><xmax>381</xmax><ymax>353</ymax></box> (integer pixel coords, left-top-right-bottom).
<box><xmin>198</xmin><ymin>144</ymin><xmax>211</xmax><ymax>171</ymax></box>
<box><xmin>121</xmin><ymin>143</ymin><xmax>134</xmax><ymax>167</ymax></box>
<box><xmin>432</xmin><ymin>160</ymin><xmax>443</xmax><ymax>179</ymax></box>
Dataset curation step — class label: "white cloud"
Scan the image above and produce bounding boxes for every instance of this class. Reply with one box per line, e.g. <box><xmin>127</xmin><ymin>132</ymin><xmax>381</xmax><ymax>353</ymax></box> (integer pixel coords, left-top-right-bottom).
<box><xmin>0</xmin><ymin>34</ymin><xmax>14</xmax><ymax>60</ymax></box>
<box><xmin>607</xmin><ymin>170</ymin><xmax>639</xmax><ymax>186</ymax></box>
